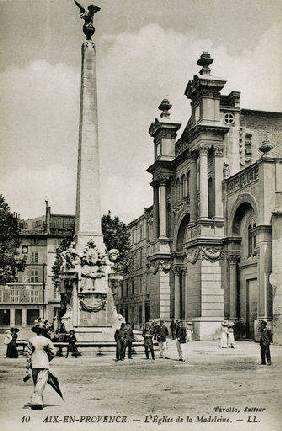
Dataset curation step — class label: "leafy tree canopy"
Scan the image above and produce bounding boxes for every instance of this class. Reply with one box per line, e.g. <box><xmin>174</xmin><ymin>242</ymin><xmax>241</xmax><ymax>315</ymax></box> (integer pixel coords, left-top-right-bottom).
<box><xmin>0</xmin><ymin>194</ymin><xmax>26</xmax><ymax>283</ymax></box>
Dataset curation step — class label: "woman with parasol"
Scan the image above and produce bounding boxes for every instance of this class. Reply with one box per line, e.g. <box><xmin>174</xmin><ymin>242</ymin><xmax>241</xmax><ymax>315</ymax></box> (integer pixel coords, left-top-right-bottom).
<box><xmin>25</xmin><ymin>322</ymin><xmax>56</xmax><ymax>409</ymax></box>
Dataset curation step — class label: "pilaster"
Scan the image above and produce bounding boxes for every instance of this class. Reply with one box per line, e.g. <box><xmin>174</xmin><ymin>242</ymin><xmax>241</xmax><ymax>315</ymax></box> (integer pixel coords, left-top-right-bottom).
<box><xmin>214</xmin><ymin>145</ymin><xmax>224</xmax><ymax>219</ymax></box>
<box><xmin>190</xmin><ymin>152</ymin><xmax>198</xmax><ymax>222</ymax></box>
<box><xmin>174</xmin><ymin>270</ymin><xmax>181</xmax><ymax>319</ymax></box>
<box><xmin>153</xmin><ymin>183</ymin><xmax>160</xmax><ymax>239</ymax></box>
<box><xmin>159</xmin><ymin>180</ymin><xmax>168</xmax><ymax>238</ymax></box>
<box><xmin>199</xmin><ymin>145</ymin><xmax>209</xmax><ymax>219</ymax></box>
<box><xmin>10</xmin><ymin>308</ymin><xmax>15</xmax><ymax>327</ymax></box>
<box><xmin>256</xmin><ymin>225</ymin><xmax>272</xmax><ymax>320</ymax></box>
<box><xmin>227</xmin><ymin>254</ymin><xmax>240</xmax><ymax>320</ymax></box>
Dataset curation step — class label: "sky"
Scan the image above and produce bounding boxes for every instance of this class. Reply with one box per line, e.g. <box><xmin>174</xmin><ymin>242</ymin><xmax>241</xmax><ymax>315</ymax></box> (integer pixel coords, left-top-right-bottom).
<box><xmin>0</xmin><ymin>0</ymin><xmax>282</xmax><ymax>223</ymax></box>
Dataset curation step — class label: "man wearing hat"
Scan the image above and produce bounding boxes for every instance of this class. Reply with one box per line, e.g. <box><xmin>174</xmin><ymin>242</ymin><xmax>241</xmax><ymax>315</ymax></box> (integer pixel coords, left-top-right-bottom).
<box><xmin>65</xmin><ymin>329</ymin><xmax>80</xmax><ymax>358</ymax></box>
<box><xmin>260</xmin><ymin>321</ymin><xmax>272</xmax><ymax>365</ymax></box>
<box><xmin>26</xmin><ymin>322</ymin><xmax>56</xmax><ymax>409</ymax></box>
<box><xmin>156</xmin><ymin>320</ymin><xmax>169</xmax><ymax>358</ymax></box>
<box><xmin>175</xmin><ymin>321</ymin><xmax>187</xmax><ymax>362</ymax></box>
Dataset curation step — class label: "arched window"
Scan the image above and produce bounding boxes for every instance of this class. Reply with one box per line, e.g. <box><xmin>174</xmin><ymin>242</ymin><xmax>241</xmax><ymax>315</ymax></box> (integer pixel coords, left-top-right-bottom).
<box><xmin>253</xmin><ymin>223</ymin><xmax>256</xmax><ymax>250</ymax></box>
<box><xmin>181</xmin><ymin>175</ymin><xmax>186</xmax><ymax>199</ymax></box>
<box><xmin>248</xmin><ymin>225</ymin><xmax>252</xmax><ymax>257</ymax></box>
<box><xmin>176</xmin><ymin>178</ymin><xmax>180</xmax><ymax>201</ymax></box>
<box><xmin>187</xmin><ymin>171</ymin><xmax>191</xmax><ymax>198</ymax></box>
<box><xmin>248</xmin><ymin>222</ymin><xmax>256</xmax><ymax>257</ymax></box>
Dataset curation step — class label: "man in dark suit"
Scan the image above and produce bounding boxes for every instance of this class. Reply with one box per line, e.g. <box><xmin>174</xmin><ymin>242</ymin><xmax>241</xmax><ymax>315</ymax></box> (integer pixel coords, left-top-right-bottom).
<box><xmin>156</xmin><ymin>320</ymin><xmax>169</xmax><ymax>358</ymax></box>
<box><xmin>123</xmin><ymin>323</ymin><xmax>134</xmax><ymax>359</ymax></box>
<box><xmin>114</xmin><ymin>323</ymin><xmax>126</xmax><ymax>361</ymax></box>
<box><xmin>170</xmin><ymin>319</ymin><xmax>176</xmax><ymax>340</ymax></box>
<box><xmin>260</xmin><ymin>320</ymin><xmax>272</xmax><ymax>365</ymax></box>
<box><xmin>143</xmin><ymin>322</ymin><xmax>155</xmax><ymax>360</ymax></box>
<box><xmin>176</xmin><ymin>321</ymin><xmax>187</xmax><ymax>362</ymax></box>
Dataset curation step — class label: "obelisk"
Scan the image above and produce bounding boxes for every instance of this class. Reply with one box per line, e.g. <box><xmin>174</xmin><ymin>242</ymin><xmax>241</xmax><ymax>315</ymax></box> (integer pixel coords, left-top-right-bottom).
<box><xmin>59</xmin><ymin>3</ymin><xmax>120</xmax><ymax>341</ymax></box>
<box><xmin>75</xmin><ymin>39</ymin><xmax>104</xmax><ymax>253</ymax></box>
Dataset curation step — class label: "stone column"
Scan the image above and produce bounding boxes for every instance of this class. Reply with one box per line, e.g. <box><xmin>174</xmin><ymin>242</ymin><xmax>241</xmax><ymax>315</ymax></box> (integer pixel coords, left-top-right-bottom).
<box><xmin>159</xmin><ymin>180</ymin><xmax>167</xmax><ymax>238</ymax></box>
<box><xmin>257</xmin><ymin>226</ymin><xmax>272</xmax><ymax>320</ymax></box>
<box><xmin>199</xmin><ymin>145</ymin><xmax>209</xmax><ymax>219</ymax></box>
<box><xmin>159</xmin><ymin>263</ymin><xmax>171</xmax><ymax>320</ymax></box>
<box><xmin>190</xmin><ymin>153</ymin><xmax>198</xmax><ymax>221</ymax></box>
<box><xmin>10</xmin><ymin>308</ymin><xmax>15</xmax><ymax>327</ymax></box>
<box><xmin>181</xmin><ymin>270</ymin><xmax>186</xmax><ymax>319</ymax></box>
<box><xmin>22</xmin><ymin>308</ymin><xmax>27</xmax><ymax>327</ymax></box>
<box><xmin>153</xmin><ymin>183</ymin><xmax>159</xmax><ymax>239</ymax></box>
<box><xmin>174</xmin><ymin>270</ymin><xmax>181</xmax><ymax>319</ymax></box>
<box><xmin>214</xmin><ymin>146</ymin><xmax>224</xmax><ymax>218</ymax></box>
<box><xmin>75</xmin><ymin>41</ymin><xmax>104</xmax><ymax>253</ymax></box>
<box><xmin>228</xmin><ymin>255</ymin><xmax>240</xmax><ymax>320</ymax></box>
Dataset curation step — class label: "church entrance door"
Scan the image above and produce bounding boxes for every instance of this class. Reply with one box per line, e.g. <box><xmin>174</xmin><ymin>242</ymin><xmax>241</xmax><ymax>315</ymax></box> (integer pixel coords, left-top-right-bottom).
<box><xmin>245</xmin><ymin>278</ymin><xmax>258</xmax><ymax>339</ymax></box>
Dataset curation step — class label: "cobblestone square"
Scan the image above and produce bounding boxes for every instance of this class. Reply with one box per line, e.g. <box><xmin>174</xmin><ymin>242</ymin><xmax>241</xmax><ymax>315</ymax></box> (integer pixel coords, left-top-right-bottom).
<box><xmin>0</xmin><ymin>340</ymin><xmax>281</xmax><ymax>431</ymax></box>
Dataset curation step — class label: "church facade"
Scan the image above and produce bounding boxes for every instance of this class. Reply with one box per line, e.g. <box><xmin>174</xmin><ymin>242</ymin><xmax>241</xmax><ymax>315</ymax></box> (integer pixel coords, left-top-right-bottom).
<box><xmin>116</xmin><ymin>52</ymin><xmax>282</xmax><ymax>343</ymax></box>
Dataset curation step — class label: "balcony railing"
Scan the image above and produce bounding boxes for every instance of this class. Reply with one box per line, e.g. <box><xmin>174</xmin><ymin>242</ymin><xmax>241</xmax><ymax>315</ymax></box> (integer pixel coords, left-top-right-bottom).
<box><xmin>0</xmin><ymin>283</ymin><xmax>44</xmax><ymax>304</ymax></box>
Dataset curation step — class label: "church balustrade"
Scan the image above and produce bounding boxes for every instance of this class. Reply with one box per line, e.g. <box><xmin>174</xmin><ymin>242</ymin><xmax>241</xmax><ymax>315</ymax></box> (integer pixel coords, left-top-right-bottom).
<box><xmin>226</xmin><ymin>163</ymin><xmax>259</xmax><ymax>195</ymax></box>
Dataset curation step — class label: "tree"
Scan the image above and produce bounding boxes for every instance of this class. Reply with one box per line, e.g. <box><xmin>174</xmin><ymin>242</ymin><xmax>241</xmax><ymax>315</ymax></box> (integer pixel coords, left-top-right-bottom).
<box><xmin>0</xmin><ymin>194</ymin><xmax>26</xmax><ymax>283</ymax></box>
<box><xmin>52</xmin><ymin>211</ymin><xmax>130</xmax><ymax>284</ymax></box>
<box><xmin>102</xmin><ymin>211</ymin><xmax>130</xmax><ymax>273</ymax></box>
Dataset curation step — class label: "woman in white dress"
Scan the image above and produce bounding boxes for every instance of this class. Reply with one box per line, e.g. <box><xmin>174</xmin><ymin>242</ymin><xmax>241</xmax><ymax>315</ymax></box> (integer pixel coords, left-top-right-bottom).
<box><xmin>228</xmin><ymin>321</ymin><xmax>236</xmax><ymax>348</ymax></box>
<box><xmin>220</xmin><ymin>321</ymin><xmax>228</xmax><ymax>348</ymax></box>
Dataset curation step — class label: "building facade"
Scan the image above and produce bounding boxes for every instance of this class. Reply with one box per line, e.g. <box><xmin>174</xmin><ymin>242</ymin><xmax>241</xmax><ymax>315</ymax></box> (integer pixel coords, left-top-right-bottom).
<box><xmin>0</xmin><ymin>202</ymin><xmax>75</xmax><ymax>330</ymax></box>
<box><xmin>116</xmin><ymin>53</ymin><xmax>282</xmax><ymax>342</ymax></box>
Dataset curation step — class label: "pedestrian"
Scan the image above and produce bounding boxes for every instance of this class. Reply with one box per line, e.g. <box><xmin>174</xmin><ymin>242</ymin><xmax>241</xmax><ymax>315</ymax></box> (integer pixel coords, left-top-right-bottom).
<box><xmin>260</xmin><ymin>320</ymin><xmax>272</xmax><ymax>366</ymax></box>
<box><xmin>123</xmin><ymin>323</ymin><xmax>134</xmax><ymax>359</ymax></box>
<box><xmin>152</xmin><ymin>321</ymin><xmax>159</xmax><ymax>341</ymax></box>
<box><xmin>176</xmin><ymin>321</ymin><xmax>187</xmax><ymax>362</ymax></box>
<box><xmin>65</xmin><ymin>330</ymin><xmax>80</xmax><ymax>358</ymax></box>
<box><xmin>170</xmin><ymin>319</ymin><xmax>176</xmax><ymax>340</ymax></box>
<box><xmin>114</xmin><ymin>322</ymin><xmax>126</xmax><ymax>361</ymax></box>
<box><xmin>156</xmin><ymin>320</ymin><xmax>169</xmax><ymax>358</ymax></box>
<box><xmin>220</xmin><ymin>320</ymin><xmax>228</xmax><ymax>348</ymax></box>
<box><xmin>4</xmin><ymin>329</ymin><xmax>12</xmax><ymax>357</ymax></box>
<box><xmin>5</xmin><ymin>328</ymin><xmax>19</xmax><ymax>358</ymax></box>
<box><xmin>142</xmin><ymin>322</ymin><xmax>155</xmax><ymax>360</ymax></box>
<box><xmin>26</xmin><ymin>322</ymin><xmax>56</xmax><ymax>409</ymax></box>
<box><xmin>227</xmin><ymin>321</ymin><xmax>236</xmax><ymax>348</ymax></box>
<box><xmin>187</xmin><ymin>321</ymin><xmax>193</xmax><ymax>342</ymax></box>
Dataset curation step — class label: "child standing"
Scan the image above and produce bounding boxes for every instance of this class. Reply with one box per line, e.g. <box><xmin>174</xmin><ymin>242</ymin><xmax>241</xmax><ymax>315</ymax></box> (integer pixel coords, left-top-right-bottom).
<box><xmin>65</xmin><ymin>330</ymin><xmax>80</xmax><ymax>358</ymax></box>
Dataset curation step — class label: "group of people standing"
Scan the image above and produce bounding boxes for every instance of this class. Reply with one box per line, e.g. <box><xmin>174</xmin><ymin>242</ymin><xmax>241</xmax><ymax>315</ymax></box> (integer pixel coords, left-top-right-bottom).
<box><xmin>114</xmin><ymin>319</ymin><xmax>192</xmax><ymax>362</ymax></box>
<box><xmin>220</xmin><ymin>320</ymin><xmax>236</xmax><ymax>348</ymax></box>
<box><xmin>114</xmin><ymin>322</ymin><xmax>135</xmax><ymax>360</ymax></box>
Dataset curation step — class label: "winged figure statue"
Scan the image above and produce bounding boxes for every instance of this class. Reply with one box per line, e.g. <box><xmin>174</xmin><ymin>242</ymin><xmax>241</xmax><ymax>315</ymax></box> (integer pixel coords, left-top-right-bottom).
<box><xmin>74</xmin><ymin>1</ymin><xmax>101</xmax><ymax>40</ymax></box>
